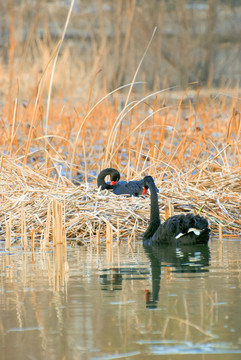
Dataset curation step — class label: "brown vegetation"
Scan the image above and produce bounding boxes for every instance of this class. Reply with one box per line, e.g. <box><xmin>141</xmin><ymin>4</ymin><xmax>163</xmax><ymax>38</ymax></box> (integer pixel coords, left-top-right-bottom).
<box><xmin>0</xmin><ymin>1</ymin><xmax>241</xmax><ymax>246</ymax></box>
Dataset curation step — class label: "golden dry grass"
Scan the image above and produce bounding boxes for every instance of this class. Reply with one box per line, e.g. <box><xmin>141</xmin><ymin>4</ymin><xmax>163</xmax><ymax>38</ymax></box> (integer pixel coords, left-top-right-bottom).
<box><xmin>1</xmin><ymin>87</ymin><xmax>241</xmax><ymax>246</ymax></box>
<box><xmin>1</xmin><ymin>2</ymin><xmax>241</xmax><ymax>247</ymax></box>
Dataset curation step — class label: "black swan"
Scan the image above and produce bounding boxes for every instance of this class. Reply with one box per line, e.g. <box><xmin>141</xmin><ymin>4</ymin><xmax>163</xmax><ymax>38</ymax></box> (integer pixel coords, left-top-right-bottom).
<box><xmin>97</xmin><ymin>168</ymin><xmax>147</xmax><ymax>196</ymax></box>
<box><xmin>143</xmin><ymin>176</ymin><xmax>210</xmax><ymax>246</ymax></box>
<box><xmin>97</xmin><ymin>168</ymin><xmax>120</xmax><ymax>190</ymax></box>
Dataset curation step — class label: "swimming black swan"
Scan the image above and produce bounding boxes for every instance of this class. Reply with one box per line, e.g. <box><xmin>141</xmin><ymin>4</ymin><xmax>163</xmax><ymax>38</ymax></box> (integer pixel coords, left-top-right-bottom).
<box><xmin>97</xmin><ymin>168</ymin><xmax>147</xmax><ymax>196</ymax></box>
<box><xmin>143</xmin><ymin>176</ymin><xmax>210</xmax><ymax>246</ymax></box>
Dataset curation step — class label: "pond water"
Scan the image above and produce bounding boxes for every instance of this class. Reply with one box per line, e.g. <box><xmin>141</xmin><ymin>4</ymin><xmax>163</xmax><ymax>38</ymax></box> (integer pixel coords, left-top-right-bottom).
<box><xmin>1</xmin><ymin>238</ymin><xmax>241</xmax><ymax>360</ymax></box>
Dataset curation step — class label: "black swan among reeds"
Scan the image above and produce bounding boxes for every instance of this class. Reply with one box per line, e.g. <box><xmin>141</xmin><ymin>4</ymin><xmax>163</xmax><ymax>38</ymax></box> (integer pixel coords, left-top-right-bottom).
<box><xmin>97</xmin><ymin>168</ymin><xmax>147</xmax><ymax>196</ymax></box>
<box><xmin>143</xmin><ymin>176</ymin><xmax>210</xmax><ymax>246</ymax></box>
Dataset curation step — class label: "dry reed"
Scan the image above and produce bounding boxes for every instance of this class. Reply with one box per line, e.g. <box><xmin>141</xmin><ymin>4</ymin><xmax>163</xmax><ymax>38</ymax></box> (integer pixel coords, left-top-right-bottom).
<box><xmin>1</xmin><ymin>2</ymin><xmax>241</xmax><ymax>247</ymax></box>
<box><xmin>0</xmin><ymin>150</ymin><xmax>241</xmax><ymax>246</ymax></box>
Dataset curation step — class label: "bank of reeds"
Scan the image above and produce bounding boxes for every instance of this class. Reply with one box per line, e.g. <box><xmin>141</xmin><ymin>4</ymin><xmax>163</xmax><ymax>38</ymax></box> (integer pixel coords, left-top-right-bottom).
<box><xmin>1</xmin><ymin>144</ymin><xmax>241</xmax><ymax>247</ymax></box>
<box><xmin>1</xmin><ymin>69</ymin><xmax>241</xmax><ymax>246</ymax></box>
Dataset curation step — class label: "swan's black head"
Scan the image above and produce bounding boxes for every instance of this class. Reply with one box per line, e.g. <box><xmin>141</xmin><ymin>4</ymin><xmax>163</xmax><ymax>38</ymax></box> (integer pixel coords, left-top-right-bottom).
<box><xmin>143</xmin><ymin>175</ymin><xmax>155</xmax><ymax>190</ymax></box>
<box><xmin>109</xmin><ymin>169</ymin><xmax>120</xmax><ymax>185</ymax></box>
<box><xmin>97</xmin><ymin>168</ymin><xmax>120</xmax><ymax>189</ymax></box>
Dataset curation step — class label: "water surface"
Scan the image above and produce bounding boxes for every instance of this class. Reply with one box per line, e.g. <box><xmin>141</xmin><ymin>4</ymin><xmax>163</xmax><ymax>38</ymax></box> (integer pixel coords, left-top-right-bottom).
<box><xmin>1</xmin><ymin>238</ymin><xmax>241</xmax><ymax>360</ymax></box>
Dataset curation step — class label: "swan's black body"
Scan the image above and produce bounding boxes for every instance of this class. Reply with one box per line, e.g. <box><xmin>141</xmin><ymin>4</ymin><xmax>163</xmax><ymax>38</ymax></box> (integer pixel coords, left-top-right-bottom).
<box><xmin>97</xmin><ymin>168</ymin><xmax>146</xmax><ymax>196</ymax></box>
<box><xmin>112</xmin><ymin>179</ymin><xmax>145</xmax><ymax>196</ymax></box>
<box><xmin>143</xmin><ymin>176</ymin><xmax>210</xmax><ymax>246</ymax></box>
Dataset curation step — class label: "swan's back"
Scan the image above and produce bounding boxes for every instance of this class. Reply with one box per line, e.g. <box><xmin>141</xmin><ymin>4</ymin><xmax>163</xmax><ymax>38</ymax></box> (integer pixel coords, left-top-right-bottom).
<box><xmin>113</xmin><ymin>180</ymin><xmax>144</xmax><ymax>196</ymax></box>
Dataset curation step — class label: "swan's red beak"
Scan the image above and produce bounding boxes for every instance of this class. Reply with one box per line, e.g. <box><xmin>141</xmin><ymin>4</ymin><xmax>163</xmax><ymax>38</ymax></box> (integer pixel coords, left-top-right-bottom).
<box><xmin>110</xmin><ymin>180</ymin><xmax>118</xmax><ymax>185</ymax></box>
<box><xmin>142</xmin><ymin>188</ymin><xmax>148</xmax><ymax>195</ymax></box>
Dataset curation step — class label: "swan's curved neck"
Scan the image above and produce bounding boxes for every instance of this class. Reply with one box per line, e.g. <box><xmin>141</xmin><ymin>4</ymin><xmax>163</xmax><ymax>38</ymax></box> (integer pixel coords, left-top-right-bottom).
<box><xmin>143</xmin><ymin>180</ymin><xmax>160</xmax><ymax>240</ymax></box>
<box><xmin>97</xmin><ymin>169</ymin><xmax>114</xmax><ymax>189</ymax></box>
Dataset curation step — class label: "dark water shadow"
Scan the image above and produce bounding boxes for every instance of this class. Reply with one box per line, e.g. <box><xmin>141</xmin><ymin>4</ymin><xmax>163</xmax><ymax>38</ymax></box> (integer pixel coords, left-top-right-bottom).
<box><xmin>98</xmin><ymin>243</ymin><xmax>210</xmax><ymax>311</ymax></box>
<box><xmin>99</xmin><ymin>265</ymin><xmax>150</xmax><ymax>292</ymax></box>
<box><xmin>143</xmin><ymin>244</ymin><xmax>210</xmax><ymax>309</ymax></box>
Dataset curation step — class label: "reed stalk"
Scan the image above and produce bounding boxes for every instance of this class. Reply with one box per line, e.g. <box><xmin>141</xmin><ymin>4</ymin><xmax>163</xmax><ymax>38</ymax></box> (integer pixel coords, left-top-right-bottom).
<box><xmin>162</xmin><ymin>315</ymin><xmax>215</xmax><ymax>339</ymax></box>
<box><xmin>218</xmin><ymin>224</ymin><xmax>223</xmax><ymax>243</ymax></box>
<box><xmin>31</xmin><ymin>228</ymin><xmax>35</xmax><ymax>251</ymax></box>
<box><xmin>165</xmin><ymin>200</ymin><xmax>170</xmax><ymax>220</ymax></box>
<box><xmin>96</xmin><ymin>229</ymin><xmax>100</xmax><ymax>246</ymax></box>
<box><xmin>21</xmin><ymin>206</ymin><xmax>28</xmax><ymax>250</ymax></box>
<box><xmin>117</xmin><ymin>218</ymin><xmax>120</xmax><ymax>245</ymax></box>
<box><xmin>45</xmin><ymin>0</ymin><xmax>75</xmax><ymax>163</ymax></box>
<box><xmin>43</xmin><ymin>203</ymin><xmax>51</xmax><ymax>247</ymax></box>
<box><xmin>5</xmin><ymin>215</ymin><xmax>11</xmax><ymax>251</ymax></box>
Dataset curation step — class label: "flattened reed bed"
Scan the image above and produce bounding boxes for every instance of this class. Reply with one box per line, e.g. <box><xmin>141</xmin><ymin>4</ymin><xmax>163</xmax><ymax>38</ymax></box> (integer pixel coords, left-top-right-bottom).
<box><xmin>1</xmin><ymin>156</ymin><xmax>241</xmax><ymax>246</ymax></box>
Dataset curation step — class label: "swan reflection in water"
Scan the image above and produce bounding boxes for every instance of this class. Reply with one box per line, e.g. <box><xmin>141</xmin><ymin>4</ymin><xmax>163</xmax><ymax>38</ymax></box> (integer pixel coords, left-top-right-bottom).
<box><xmin>99</xmin><ymin>269</ymin><xmax>123</xmax><ymax>291</ymax></box>
<box><xmin>99</xmin><ymin>266</ymin><xmax>149</xmax><ymax>292</ymax></box>
<box><xmin>143</xmin><ymin>244</ymin><xmax>210</xmax><ymax>309</ymax></box>
<box><xmin>99</xmin><ymin>244</ymin><xmax>210</xmax><ymax>310</ymax></box>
